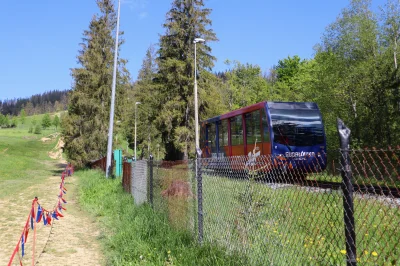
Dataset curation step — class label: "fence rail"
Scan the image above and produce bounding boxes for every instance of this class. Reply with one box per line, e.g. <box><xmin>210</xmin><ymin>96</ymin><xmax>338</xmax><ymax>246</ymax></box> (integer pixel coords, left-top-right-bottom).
<box><xmin>89</xmin><ymin>154</ymin><xmax>114</xmax><ymax>173</ymax></box>
<box><xmin>122</xmin><ymin>161</ymin><xmax>131</xmax><ymax>193</ymax></box>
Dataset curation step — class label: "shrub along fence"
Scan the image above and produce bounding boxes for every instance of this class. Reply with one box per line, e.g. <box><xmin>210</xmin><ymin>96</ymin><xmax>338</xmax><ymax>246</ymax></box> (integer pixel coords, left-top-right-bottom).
<box><xmin>122</xmin><ymin>121</ymin><xmax>399</xmax><ymax>265</ymax></box>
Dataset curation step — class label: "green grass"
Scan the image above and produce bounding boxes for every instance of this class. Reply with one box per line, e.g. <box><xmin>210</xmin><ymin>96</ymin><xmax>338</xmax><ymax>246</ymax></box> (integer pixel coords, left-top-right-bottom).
<box><xmin>77</xmin><ymin>169</ymin><xmax>247</xmax><ymax>266</ymax></box>
<box><xmin>201</xmin><ymin>175</ymin><xmax>400</xmax><ymax>265</ymax></box>
<box><xmin>0</xmin><ymin>114</ymin><xmax>61</xmax><ymax>197</ymax></box>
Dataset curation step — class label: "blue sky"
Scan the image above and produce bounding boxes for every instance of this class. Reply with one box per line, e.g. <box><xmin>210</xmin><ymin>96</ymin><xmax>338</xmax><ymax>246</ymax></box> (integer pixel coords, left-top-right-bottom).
<box><xmin>0</xmin><ymin>0</ymin><xmax>385</xmax><ymax>100</ymax></box>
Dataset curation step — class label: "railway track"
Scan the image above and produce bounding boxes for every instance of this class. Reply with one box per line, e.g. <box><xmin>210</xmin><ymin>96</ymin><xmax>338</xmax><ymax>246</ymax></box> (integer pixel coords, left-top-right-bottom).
<box><xmin>301</xmin><ymin>180</ymin><xmax>400</xmax><ymax>199</ymax></box>
<box><xmin>253</xmin><ymin>175</ymin><xmax>400</xmax><ymax>198</ymax></box>
<box><xmin>195</xmin><ymin>167</ymin><xmax>400</xmax><ymax>198</ymax></box>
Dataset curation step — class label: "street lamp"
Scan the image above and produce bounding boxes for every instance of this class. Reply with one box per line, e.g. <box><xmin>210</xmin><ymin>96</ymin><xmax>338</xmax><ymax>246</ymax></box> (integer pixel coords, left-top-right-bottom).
<box><xmin>193</xmin><ymin>38</ymin><xmax>205</xmax><ymax>150</ymax></box>
<box><xmin>134</xmin><ymin>101</ymin><xmax>141</xmax><ymax>161</ymax></box>
<box><xmin>105</xmin><ymin>0</ymin><xmax>121</xmax><ymax>178</ymax></box>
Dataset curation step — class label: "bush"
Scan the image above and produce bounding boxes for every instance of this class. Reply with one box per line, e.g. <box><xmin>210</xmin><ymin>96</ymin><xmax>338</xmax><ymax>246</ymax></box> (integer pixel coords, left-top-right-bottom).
<box><xmin>34</xmin><ymin>124</ymin><xmax>42</xmax><ymax>134</ymax></box>
<box><xmin>42</xmin><ymin>113</ymin><xmax>51</xmax><ymax>129</ymax></box>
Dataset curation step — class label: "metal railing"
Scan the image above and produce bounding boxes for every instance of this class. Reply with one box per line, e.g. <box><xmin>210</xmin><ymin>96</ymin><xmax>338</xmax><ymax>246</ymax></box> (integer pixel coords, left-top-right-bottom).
<box><xmin>89</xmin><ymin>154</ymin><xmax>114</xmax><ymax>173</ymax></box>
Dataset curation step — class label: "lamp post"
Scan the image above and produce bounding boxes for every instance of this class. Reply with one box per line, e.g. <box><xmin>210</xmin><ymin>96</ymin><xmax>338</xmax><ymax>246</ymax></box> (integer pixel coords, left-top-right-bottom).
<box><xmin>193</xmin><ymin>38</ymin><xmax>205</xmax><ymax>150</ymax></box>
<box><xmin>105</xmin><ymin>0</ymin><xmax>121</xmax><ymax>178</ymax></box>
<box><xmin>134</xmin><ymin>102</ymin><xmax>141</xmax><ymax>161</ymax></box>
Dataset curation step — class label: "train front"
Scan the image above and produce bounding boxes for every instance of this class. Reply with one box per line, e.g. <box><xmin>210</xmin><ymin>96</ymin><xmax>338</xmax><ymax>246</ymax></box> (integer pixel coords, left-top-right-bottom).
<box><xmin>266</xmin><ymin>102</ymin><xmax>327</xmax><ymax>174</ymax></box>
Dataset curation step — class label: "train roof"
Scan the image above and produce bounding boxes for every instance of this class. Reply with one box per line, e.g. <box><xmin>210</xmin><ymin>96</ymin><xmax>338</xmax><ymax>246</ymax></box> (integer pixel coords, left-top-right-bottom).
<box><xmin>201</xmin><ymin>101</ymin><xmax>319</xmax><ymax>124</ymax></box>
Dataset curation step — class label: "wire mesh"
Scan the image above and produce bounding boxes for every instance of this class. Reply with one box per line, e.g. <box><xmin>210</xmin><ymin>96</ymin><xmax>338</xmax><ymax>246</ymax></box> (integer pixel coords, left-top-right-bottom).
<box><xmin>198</xmin><ymin>149</ymin><xmax>399</xmax><ymax>265</ymax></box>
<box><xmin>130</xmin><ymin>148</ymin><xmax>400</xmax><ymax>265</ymax></box>
<box><xmin>131</xmin><ymin>160</ymin><xmax>148</xmax><ymax>205</ymax></box>
<box><xmin>348</xmin><ymin>148</ymin><xmax>400</xmax><ymax>265</ymax></box>
<box><xmin>151</xmin><ymin>160</ymin><xmax>196</xmax><ymax>233</ymax></box>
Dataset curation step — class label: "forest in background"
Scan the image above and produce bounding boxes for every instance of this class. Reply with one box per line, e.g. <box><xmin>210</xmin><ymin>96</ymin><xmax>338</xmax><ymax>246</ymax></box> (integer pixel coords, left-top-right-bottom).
<box><xmin>58</xmin><ymin>0</ymin><xmax>400</xmax><ymax>166</ymax></box>
<box><xmin>0</xmin><ymin>90</ymin><xmax>69</xmax><ymax>116</ymax></box>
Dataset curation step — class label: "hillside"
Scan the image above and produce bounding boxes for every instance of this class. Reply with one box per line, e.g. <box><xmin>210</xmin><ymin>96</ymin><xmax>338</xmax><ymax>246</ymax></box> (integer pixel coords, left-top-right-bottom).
<box><xmin>0</xmin><ymin>113</ymin><xmax>103</xmax><ymax>265</ymax></box>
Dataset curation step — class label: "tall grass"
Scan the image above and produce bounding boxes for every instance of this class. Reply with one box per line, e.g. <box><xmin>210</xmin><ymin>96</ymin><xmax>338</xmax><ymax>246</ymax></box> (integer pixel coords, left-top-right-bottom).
<box><xmin>78</xmin><ymin>170</ymin><xmax>247</xmax><ymax>266</ymax></box>
<box><xmin>201</xmin><ymin>175</ymin><xmax>400</xmax><ymax>265</ymax></box>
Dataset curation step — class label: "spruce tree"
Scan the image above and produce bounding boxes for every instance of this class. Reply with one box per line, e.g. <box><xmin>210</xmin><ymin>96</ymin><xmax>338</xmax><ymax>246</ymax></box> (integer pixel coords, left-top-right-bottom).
<box><xmin>53</xmin><ymin>115</ymin><xmax>60</xmax><ymax>130</ymax></box>
<box><xmin>42</xmin><ymin>113</ymin><xmax>52</xmax><ymax>129</ymax></box>
<box><xmin>62</xmin><ymin>0</ymin><xmax>129</xmax><ymax>167</ymax></box>
<box><xmin>20</xmin><ymin>109</ymin><xmax>26</xmax><ymax>124</ymax></box>
<box><xmin>125</xmin><ymin>45</ymin><xmax>163</xmax><ymax>159</ymax></box>
<box><xmin>156</xmin><ymin>0</ymin><xmax>218</xmax><ymax>159</ymax></box>
<box><xmin>34</xmin><ymin>124</ymin><xmax>42</xmax><ymax>134</ymax></box>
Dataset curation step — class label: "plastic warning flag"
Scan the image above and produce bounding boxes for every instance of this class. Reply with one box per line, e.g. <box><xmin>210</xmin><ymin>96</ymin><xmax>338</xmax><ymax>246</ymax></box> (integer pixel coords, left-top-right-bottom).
<box><xmin>36</xmin><ymin>205</ymin><xmax>43</xmax><ymax>223</ymax></box>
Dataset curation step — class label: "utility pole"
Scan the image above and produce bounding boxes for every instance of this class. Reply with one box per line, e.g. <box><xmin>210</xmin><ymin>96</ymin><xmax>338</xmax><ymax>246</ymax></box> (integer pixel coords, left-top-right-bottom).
<box><xmin>193</xmin><ymin>38</ymin><xmax>205</xmax><ymax>149</ymax></box>
<box><xmin>134</xmin><ymin>102</ymin><xmax>141</xmax><ymax>161</ymax></box>
<box><xmin>106</xmin><ymin>0</ymin><xmax>121</xmax><ymax>178</ymax></box>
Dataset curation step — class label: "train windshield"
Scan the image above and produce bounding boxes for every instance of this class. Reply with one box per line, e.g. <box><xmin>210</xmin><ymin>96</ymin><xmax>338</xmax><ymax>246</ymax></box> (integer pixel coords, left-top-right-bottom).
<box><xmin>270</xmin><ymin>108</ymin><xmax>324</xmax><ymax>147</ymax></box>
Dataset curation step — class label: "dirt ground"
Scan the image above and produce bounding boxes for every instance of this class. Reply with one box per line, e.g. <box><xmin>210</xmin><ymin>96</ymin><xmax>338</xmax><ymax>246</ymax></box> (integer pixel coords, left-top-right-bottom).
<box><xmin>0</xmin><ymin>145</ymin><xmax>103</xmax><ymax>265</ymax></box>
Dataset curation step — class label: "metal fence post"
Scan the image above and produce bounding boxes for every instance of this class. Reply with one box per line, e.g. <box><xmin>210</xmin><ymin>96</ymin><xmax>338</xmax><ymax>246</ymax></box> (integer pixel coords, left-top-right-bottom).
<box><xmin>196</xmin><ymin>148</ymin><xmax>203</xmax><ymax>244</ymax></box>
<box><xmin>149</xmin><ymin>154</ymin><xmax>154</xmax><ymax>208</ymax></box>
<box><xmin>337</xmin><ymin>118</ymin><xmax>357</xmax><ymax>266</ymax></box>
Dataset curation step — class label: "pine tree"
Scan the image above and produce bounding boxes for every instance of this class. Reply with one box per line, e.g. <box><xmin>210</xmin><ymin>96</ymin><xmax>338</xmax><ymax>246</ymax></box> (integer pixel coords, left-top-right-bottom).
<box><xmin>34</xmin><ymin>124</ymin><xmax>42</xmax><ymax>134</ymax></box>
<box><xmin>53</xmin><ymin>115</ymin><xmax>60</xmax><ymax>130</ymax></box>
<box><xmin>62</xmin><ymin>0</ymin><xmax>129</xmax><ymax>167</ymax></box>
<box><xmin>20</xmin><ymin>109</ymin><xmax>26</xmax><ymax>124</ymax></box>
<box><xmin>42</xmin><ymin>113</ymin><xmax>52</xmax><ymax>129</ymax></box>
<box><xmin>125</xmin><ymin>45</ymin><xmax>163</xmax><ymax>159</ymax></box>
<box><xmin>155</xmin><ymin>0</ymin><xmax>218</xmax><ymax>159</ymax></box>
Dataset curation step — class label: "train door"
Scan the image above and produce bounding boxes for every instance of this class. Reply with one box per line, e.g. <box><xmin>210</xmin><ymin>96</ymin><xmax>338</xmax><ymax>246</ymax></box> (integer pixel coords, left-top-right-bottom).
<box><xmin>217</xmin><ymin>120</ymin><xmax>229</xmax><ymax>157</ymax></box>
<box><xmin>245</xmin><ymin>110</ymin><xmax>263</xmax><ymax>156</ymax></box>
<box><xmin>261</xmin><ymin>109</ymin><xmax>271</xmax><ymax>155</ymax></box>
<box><xmin>230</xmin><ymin>115</ymin><xmax>245</xmax><ymax>156</ymax></box>
<box><xmin>200</xmin><ymin>123</ymin><xmax>210</xmax><ymax>157</ymax></box>
<box><xmin>208</xmin><ymin>123</ymin><xmax>217</xmax><ymax>158</ymax></box>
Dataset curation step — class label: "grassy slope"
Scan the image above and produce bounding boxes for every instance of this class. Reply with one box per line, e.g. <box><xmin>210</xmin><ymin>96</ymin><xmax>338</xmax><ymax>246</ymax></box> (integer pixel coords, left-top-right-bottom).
<box><xmin>0</xmin><ymin>113</ymin><xmax>106</xmax><ymax>265</ymax></box>
<box><xmin>78</xmin><ymin>170</ymin><xmax>247</xmax><ymax>266</ymax></box>
<box><xmin>0</xmin><ymin>114</ymin><xmax>61</xmax><ymax>197</ymax></box>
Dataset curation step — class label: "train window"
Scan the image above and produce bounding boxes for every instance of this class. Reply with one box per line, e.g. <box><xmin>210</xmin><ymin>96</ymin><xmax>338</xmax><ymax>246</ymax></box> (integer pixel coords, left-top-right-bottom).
<box><xmin>270</xmin><ymin>108</ymin><xmax>324</xmax><ymax>146</ymax></box>
<box><xmin>262</xmin><ymin>110</ymin><xmax>270</xmax><ymax>142</ymax></box>
<box><xmin>217</xmin><ymin>120</ymin><xmax>228</xmax><ymax>147</ymax></box>
<box><xmin>230</xmin><ymin>115</ymin><xmax>243</xmax><ymax>146</ymax></box>
<box><xmin>200</xmin><ymin>124</ymin><xmax>206</xmax><ymax>149</ymax></box>
<box><xmin>245</xmin><ymin>110</ymin><xmax>261</xmax><ymax>145</ymax></box>
<box><xmin>208</xmin><ymin>123</ymin><xmax>217</xmax><ymax>154</ymax></box>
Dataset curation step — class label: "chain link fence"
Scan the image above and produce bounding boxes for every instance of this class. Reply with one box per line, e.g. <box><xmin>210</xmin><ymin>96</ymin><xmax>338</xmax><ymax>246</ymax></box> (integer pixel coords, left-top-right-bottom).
<box><xmin>122</xmin><ymin>124</ymin><xmax>399</xmax><ymax>265</ymax></box>
<box><xmin>196</xmin><ymin>149</ymin><xmax>396</xmax><ymax>265</ymax></box>
<box><xmin>151</xmin><ymin>160</ymin><xmax>197</xmax><ymax>232</ymax></box>
<box><xmin>131</xmin><ymin>160</ymin><xmax>148</xmax><ymax>205</ymax></box>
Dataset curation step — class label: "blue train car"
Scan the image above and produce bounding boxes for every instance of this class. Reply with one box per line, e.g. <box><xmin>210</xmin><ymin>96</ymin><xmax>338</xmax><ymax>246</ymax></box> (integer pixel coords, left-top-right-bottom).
<box><xmin>200</xmin><ymin>101</ymin><xmax>327</xmax><ymax>174</ymax></box>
